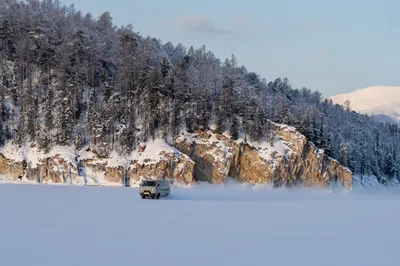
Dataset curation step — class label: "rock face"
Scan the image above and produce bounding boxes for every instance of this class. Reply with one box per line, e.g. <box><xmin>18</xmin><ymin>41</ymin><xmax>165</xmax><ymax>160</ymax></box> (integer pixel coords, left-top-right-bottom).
<box><xmin>174</xmin><ymin>122</ymin><xmax>352</xmax><ymax>189</ymax></box>
<box><xmin>0</xmin><ymin>122</ymin><xmax>352</xmax><ymax>189</ymax></box>
<box><xmin>28</xmin><ymin>156</ymin><xmax>79</xmax><ymax>184</ymax></box>
<box><xmin>0</xmin><ymin>153</ymin><xmax>24</xmax><ymax>180</ymax></box>
<box><xmin>174</xmin><ymin>131</ymin><xmax>233</xmax><ymax>184</ymax></box>
<box><xmin>82</xmin><ymin>150</ymin><xmax>195</xmax><ymax>186</ymax></box>
<box><xmin>0</xmin><ymin>140</ymin><xmax>194</xmax><ymax>186</ymax></box>
<box><xmin>0</xmin><ymin>153</ymin><xmax>80</xmax><ymax>184</ymax></box>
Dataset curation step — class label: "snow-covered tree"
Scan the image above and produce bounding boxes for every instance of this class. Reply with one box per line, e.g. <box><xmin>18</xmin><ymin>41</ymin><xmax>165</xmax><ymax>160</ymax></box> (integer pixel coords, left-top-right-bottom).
<box><xmin>0</xmin><ymin>0</ymin><xmax>398</xmax><ymax>184</ymax></box>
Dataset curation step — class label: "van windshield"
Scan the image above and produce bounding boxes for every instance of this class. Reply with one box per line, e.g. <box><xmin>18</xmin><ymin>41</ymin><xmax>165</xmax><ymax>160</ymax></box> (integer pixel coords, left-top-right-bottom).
<box><xmin>141</xmin><ymin>181</ymin><xmax>156</xmax><ymax>187</ymax></box>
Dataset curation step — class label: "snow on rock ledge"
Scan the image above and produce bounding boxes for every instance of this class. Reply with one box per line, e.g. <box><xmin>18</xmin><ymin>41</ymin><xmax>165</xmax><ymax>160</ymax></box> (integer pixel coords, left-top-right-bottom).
<box><xmin>81</xmin><ymin>147</ymin><xmax>195</xmax><ymax>186</ymax></box>
<box><xmin>0</xmin><ymin>153</ymin><xmax>24</xmax><ymax>181</ymax></box>
<box><xmin>0</xmin><ymin>144</ymin><xmax>80</xmax><ymax>185</ymax></box>
<box><xmin>0</xmin><ymin>123</ymin><xmax>352</xmax><ymax>189</ymax></box>
<box><xmin>0</xmin><ymin>139</ymin><xmax>194</xmax><ymax>186</ymax></box>
<box><xmin>174</xmin><ymin>122</ymin><xmax>352</xmax><ymax>189</ymax></box>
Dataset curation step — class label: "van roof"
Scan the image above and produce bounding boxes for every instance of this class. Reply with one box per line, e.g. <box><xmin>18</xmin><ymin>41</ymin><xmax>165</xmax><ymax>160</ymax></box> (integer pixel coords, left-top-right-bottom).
<box><xmin>140</xmin><ymin>179</ymin><xmax>170</xmax><ymax>183</ymax></box>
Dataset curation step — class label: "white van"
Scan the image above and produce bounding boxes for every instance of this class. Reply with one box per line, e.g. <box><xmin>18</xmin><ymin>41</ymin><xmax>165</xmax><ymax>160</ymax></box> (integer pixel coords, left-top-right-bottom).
<box><xmin>139</xmin><ymin>179</ymin><xmax>171</xmax><ymax>199</ymax></box>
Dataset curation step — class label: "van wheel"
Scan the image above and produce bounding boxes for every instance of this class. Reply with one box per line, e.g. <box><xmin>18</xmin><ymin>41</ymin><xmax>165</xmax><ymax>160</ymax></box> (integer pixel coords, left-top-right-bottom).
<box><xmin>156</xmin><ymin>193</ymin><xmax>160</xmax><ymax>199</ymax></box>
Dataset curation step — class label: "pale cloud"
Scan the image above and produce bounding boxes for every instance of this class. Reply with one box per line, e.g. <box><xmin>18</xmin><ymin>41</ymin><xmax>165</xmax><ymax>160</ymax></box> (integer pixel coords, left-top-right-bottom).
<box><xmin>234</xmin><ymin>15</ymin><xmax>247</xmax><ymax>26</ymax></box>
<box><xmin>315</xmin><ymin>51</ymin><xmax>325</xmax><ymax>61</ymax></box>
<box><xmin>169</xmin><ymin>15</ymin><xmax>234</xmax><ymax>35</ymax></box>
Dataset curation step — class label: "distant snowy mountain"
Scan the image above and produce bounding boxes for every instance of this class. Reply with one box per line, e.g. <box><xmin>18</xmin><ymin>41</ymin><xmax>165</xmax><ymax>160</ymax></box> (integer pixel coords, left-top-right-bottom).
<box><xmin>330</xmin><ymin>86</ymin><xmax>400</xmax><ymax>123</ymax></box>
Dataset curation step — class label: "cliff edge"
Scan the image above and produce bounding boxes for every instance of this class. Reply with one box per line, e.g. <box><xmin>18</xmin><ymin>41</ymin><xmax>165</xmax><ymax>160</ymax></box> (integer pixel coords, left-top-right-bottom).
<box><xmin>0</xmin><ymin>122</ymin><xmax>352</xmax><ymax>189</ymax></box>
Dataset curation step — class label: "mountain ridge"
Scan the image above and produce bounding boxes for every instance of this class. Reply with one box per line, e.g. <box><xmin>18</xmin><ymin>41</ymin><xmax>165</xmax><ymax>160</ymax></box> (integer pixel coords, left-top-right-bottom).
<box><xmin>330</xmin><ymin>86</ymin><xmax>400</xmax><ymax>123</ymax></box>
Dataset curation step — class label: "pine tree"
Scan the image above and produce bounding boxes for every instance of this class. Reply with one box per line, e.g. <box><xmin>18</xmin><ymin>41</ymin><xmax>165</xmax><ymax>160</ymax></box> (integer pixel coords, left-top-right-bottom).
<box><xmin>43</xmin><ymin>88</ymin><xmax>54</xmax><ymax>141</ymax></box>
<box><xmin>170</xmin><ymin>101</ymin><xmax>181</xmax><ymax>139</ymax></box>
<box><xmin>215</xmin><ymin>104</ymin><xmax>224</xmax><ymax>134</ymax></box>
<box><xmin>384</xmin><ymin>151</ymin><xmax>396</xmax><ymax>179</ymax></box>
<box><xmin>0</xmin><ymin>119</ymin><xmax>5</xmax><ymax>146</ymax></box>
<box><xmin>339</xmin><ymin>141</ymin><xmax>348</xmax><ymax>166</ymax></box>
<box><xmin>320</xmin><ymin>122</ymin><xmax>332</xmax><ymax>156</ymax></box>
<box><xmin>13</xmin><ymin>105</ymin><xmax>25</xmax><ymax>147</ymax></box>
<box><xmin>0</xmin><ymin>0</ymin><xmax>399</xmax><ymax>184</ymax></box>
<box><xmin>250</xmin><ymin>106</ymin><xmax>264</xmax><ymax>141</ymax></box>
<box><xmin>230</xmin><ymin>115</ymin><xmax>239</xmax><ymax>140</ymax></box>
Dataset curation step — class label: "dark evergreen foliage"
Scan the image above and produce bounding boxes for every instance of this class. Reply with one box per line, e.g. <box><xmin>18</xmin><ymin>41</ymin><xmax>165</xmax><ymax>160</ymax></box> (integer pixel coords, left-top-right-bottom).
<box><xmin>0</xmin><ymin>0</ymin><xmax>399</xmax><ymax>183</ymax></box>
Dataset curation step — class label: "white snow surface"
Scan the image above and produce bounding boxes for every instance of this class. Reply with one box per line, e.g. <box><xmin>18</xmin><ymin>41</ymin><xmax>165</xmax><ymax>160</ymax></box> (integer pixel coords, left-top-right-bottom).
<box><xmin>330</xmin><ymin>86</ymin><xmax>400</xmax><ymax>122</ymax></box>
<box><xmin>178</xmin><ymin>125</ymin><xmax>292</xmax><ymax>169</ymax></box>
<box><xmin>93</xmin><ymin>138</ymin><xmax>192</xmax><ymax>168</ymax></box>
<box><xmin>0</xmin><ymin>182</ymin><xmax>399</xmax><ymax>266</ymax></box>
<box><xmin>353</xmin><ymin>175</ymin><xmax>400</xmax><ymax>191</ymax></box>
<box><xmin>0</xmin><ymin>138</ymin><xmax>192</xmax><ymax>168</ymax></box>
<box><xmin>0</xmin><ymin>141</ymin><xmax>81</xmax><ymax>166</ymax></box>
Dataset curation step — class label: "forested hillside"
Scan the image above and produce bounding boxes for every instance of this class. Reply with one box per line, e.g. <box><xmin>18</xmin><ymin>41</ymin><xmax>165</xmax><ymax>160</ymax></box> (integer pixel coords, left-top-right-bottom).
<box><xmin>0</xmin><ymin>0</ymin><xmax>399</xmax><ymax>183</ymax></box>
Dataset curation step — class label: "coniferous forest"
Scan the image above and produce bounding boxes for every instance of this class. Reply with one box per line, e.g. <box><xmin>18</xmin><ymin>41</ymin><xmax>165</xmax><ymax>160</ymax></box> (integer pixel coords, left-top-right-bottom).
<box><xmin>0</xmin><ymin>0</ymin><xmax>399</xmax><ymax>183</ymax></box>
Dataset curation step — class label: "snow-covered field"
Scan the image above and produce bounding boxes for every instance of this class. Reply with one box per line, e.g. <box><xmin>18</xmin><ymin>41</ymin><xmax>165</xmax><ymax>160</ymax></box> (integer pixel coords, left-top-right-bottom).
<box><xmin>0</xmin><ymin>183</ymin><xmax>399</xmax><ymax>266</ymax></box>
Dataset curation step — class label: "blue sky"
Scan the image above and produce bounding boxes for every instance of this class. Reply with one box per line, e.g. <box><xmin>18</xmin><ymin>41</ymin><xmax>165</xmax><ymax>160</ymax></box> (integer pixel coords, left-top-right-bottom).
<box><xmin>62</xmin><ymin>0</ymin><xmax>399</xmax><ymax>97</ymax></box>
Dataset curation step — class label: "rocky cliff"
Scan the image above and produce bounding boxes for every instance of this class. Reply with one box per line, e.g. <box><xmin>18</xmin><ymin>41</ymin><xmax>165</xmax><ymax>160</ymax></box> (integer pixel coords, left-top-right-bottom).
<box><xmin>0</xmin><ymin>139</ymin><xmax>194</xmax><ymax>187</ymax></box>
<box><xmin>174</xmin><ymin>123</ymin><xmax>352</xmax><ymax>189</ymax></box>
<box><xmin>0</xmin><ymin>123</ymin><xmax>352</xmax><ymax>189</ymax></box>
